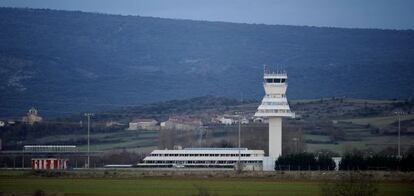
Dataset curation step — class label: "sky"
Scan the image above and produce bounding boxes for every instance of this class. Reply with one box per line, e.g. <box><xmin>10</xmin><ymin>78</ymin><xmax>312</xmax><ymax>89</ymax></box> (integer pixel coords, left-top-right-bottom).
<box><xmin>1</xmin><ymin>0</ymin><xmax>414</xmax><ymax>30</ymax></box>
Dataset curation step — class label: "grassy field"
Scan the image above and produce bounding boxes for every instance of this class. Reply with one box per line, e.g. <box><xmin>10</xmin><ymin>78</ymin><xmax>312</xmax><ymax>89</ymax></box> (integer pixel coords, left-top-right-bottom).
<box><xmin>0</xmin><ymin>177</ymin><xmax>413</xmax><ymax>196</ymax></box>
<box><xmin>81</xmin><ymin>131</ymin><xmax>159</xmax><ymax>153</ymax></box>
<box><xmin>340</xmin><ymin>114</ymin><xmax>414</xmax><ymax>129</ymax></box>
<box><xmin>303</xmin><ymin>113</ymin><xmax>414</xmax><ymax>154</ymax></box>
<box><xmin>306</xmin><ymin>135</ymin><xmax>414</xmax><ymax>154</ymax></box>
<box><xmin>0</xmin><ymin>178</ymin><xmax>319</xmax><ymax>196</ymax></box>
<box><xmin>33</xmin><ymin>130</ymin><xmax>159</xmax><ymax>153</ymax></box>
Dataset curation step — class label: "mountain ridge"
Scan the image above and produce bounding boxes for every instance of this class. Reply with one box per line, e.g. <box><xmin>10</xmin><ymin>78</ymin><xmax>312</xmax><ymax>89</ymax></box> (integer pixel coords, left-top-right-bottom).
<box><xmin>1</xmin><ymin>7</ymin><xmax>413</xmax><ymax>117</ymax></box>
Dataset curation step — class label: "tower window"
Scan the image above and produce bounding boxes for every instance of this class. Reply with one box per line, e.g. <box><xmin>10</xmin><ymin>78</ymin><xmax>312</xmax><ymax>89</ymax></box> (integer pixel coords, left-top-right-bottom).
<box><xmin>265</xmin><ymin>78</ymin><xmax>286</xmax><ymax>83</ymax></box>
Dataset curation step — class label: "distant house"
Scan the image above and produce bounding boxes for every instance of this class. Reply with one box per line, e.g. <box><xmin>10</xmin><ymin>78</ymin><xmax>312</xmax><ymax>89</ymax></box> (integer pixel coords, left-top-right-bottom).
<box><xmin>214</xmin><ymin>114</ymin><xmax>249</xmax><ymax>125</ymax></box>
<box><xmin>128</xmin><ymin>118</ymin><xmax>158</xmax><ymax>131</ymax></box>
<box><xmin>241</xmin><ymin>117</ymin><xmax>249</xmax><ymax>124</ymax></box>
<box><xmin>253</xmin><ymin>117</ymin><xmax>268</xmax><ymax>123</ymax></box>
<box><xmin>7</xmin><ymin>120</ymin><xmax>15</xmax><ymax>125</ymax></box>
<box><xmin>160</xmin><ymin>121</ymin><xmax>166</xmax><ymax>127</ymax></box>
<box><xmin>218</xmin><ymin>116</ymin><xmax>234</xmax><ymax>125</ymax></box>
<box><xmin>22</xmin><ymin>107</ymin><xmax>42</xmax><ymax>125</ymax></box>
<box><xmin>163</xmin><ymin>116</ymin><xmax>202</xmax><ymax>131</ymax></box>
<box><xmin>105</xmin><ymin>120</ymin><xmax>125</xmax><ymax>128</ymax></box>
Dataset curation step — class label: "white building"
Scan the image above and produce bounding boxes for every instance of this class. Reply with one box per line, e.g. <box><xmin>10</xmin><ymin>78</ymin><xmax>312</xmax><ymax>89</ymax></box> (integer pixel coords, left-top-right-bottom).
<box><xmin>137</xmin><ymin>148</ymin><xmax>264</xmax><ymax>170</ymax></box>
<box><xmin>215</xmin><ymin>114</ymin><xmax>249</xmax><ymax>125</ymax></box>
<box><xmin>255</xmin><ymin>68</ymin><xmax>295</xmax><ymax>171</ymax></box>
<box><xmin>128</xmin><ymin>118</ymin><xmax>158</xmax><ymax>130</ymax></box>
<box><xmin>241</xmin><ymin>117</ymin><xmax>249</xmax><ymax>124</ymax></box>
<box><xmin>217</xmin><ymin>116</ymin><xmax>234</xmax><ymax>125</ymax></box>
<box><xmin>253</xmin><ymin>117</ymin><xmax>268</xmax><ymax>123</ymax></box>
<box><xmin>105</xmin><ymin>120</ymin><xmax>125</xmax><ymax>128</ymax></box>
<box><xmin>22</xmin><ymin>107</ymin><xmax>42</xmax><ymax>125</ymax></box>
<box><xmin>160</xmin><ymin>121</ymin><xmax>166</xmax><ymax>127</ymax></box>
<box><xmin>163</xmin><ymin>116</ymin><xmax>202</xmax><ymax>131</ymax></box>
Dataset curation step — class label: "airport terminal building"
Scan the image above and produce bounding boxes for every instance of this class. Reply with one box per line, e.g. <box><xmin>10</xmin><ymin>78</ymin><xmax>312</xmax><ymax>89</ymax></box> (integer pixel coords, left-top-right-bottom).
<box><xmin>137</xmin><ymin>148</ymin><xmax>264</xmax><ymax>170</ymax></box>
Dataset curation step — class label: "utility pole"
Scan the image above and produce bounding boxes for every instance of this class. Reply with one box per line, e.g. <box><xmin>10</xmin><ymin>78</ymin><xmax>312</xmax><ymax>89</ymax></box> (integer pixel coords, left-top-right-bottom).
<box><xmin>395</xmin><ymin>111</ymin><xmax>404</xmax><ymax>158</ymax></box>
<box><xmin>236</xmin><ymin>112</ymin><xmax>242</xmax><ymax>171</ymax></box>
<box><xmin>238</xmin><ymin>116</ymin><xmax>241</xmax><ymax>166</ymax></box>
<box><xmin>84</xmin><ymin>113</ymin><xmax>94</xmax><ymax>168</ymax></box>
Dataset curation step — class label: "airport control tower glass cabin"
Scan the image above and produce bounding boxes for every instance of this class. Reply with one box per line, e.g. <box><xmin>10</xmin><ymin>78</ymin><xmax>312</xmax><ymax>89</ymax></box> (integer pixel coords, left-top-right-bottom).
<box><xmin>255</xmin><ymin>68</ymin><xmax>295</xmax><ymax>161</ymax></box>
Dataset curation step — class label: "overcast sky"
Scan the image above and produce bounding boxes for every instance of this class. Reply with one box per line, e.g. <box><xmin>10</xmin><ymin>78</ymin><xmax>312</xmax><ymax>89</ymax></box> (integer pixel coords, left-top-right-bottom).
<box><xmin>1</xmin><ymin>0</ymin><xmax>414</xmax><ymax>30</ymax></box>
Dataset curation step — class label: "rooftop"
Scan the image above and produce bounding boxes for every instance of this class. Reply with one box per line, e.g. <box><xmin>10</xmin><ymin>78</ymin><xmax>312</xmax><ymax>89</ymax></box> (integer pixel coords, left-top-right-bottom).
<box><xmin>184</xmin><ymin>148</ymin><xmax>248</xmax><ymax>151</ymax></box>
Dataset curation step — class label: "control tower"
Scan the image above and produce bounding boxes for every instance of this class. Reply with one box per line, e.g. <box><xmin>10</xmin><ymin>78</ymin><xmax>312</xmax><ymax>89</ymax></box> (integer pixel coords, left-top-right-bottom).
<box><xmin>255</xmin><ymin>67</ymin><xmax>294</xmax><ymax>169</ymax></box>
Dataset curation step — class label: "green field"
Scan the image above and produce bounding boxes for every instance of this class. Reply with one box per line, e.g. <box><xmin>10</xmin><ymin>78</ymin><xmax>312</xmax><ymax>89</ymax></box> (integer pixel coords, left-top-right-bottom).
<box><xmin>303</xmin><ymin>113</ymin><xmax>414</xmax><ymax>154</ymax></box>
<box><xmin>0</xmin><ymin>177</ymin><xmax>412</xmax><ymax>196</ymax></box>
<box><xmin>340</xmin><ymin>114</ymin><xmax>414</xmax><ymax>129</ymax></box>
<box><xmin>32</xmin><ymin>130</ymin><xmax>159</xmax><ymax>153</ymax></box>
<box><xmin>306</xmin><ymin>135</ymin><xmax>414</xmax><ymax>154</ymax></box>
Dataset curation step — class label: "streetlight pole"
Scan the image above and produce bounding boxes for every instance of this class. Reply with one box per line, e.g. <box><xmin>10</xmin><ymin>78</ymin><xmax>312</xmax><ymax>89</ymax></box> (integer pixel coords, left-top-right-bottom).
<box><xmin>238</xmin><ymin>116</ymin><xmax>241</xmax><ymax>168</ymax></box>
<box><xmin>235</xmin><ymin>112</ymin><xmax>242</xmax><ymax>171</ymax></box>
<box><xmin>398</xmin><ymin>113</ymin><xmax>401</xmax><ymax>158</ymax></box>
<box><xmin>395</xmin><ymin>111</ymin><xmax>404</xmax><ymax>158</ymax></box>
<box><xmin>84</xmin><ymin>113</ymin><xmax>94</xmax><ymax>168</ymax></box>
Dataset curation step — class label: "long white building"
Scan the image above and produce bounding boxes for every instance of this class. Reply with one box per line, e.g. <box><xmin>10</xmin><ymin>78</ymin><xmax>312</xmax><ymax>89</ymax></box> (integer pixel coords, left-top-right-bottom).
<box><xmin>137</xmin><ymin>148</ymin><xmax>264</xmax><ymax>170</ymax></box>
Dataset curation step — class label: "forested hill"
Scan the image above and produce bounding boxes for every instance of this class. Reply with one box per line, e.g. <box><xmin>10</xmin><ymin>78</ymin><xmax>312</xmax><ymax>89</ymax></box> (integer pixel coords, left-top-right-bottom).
<box><xmin>1</xmin><ymin>7</ymin><xmax>413</xmax><ymax>117</ymax></box>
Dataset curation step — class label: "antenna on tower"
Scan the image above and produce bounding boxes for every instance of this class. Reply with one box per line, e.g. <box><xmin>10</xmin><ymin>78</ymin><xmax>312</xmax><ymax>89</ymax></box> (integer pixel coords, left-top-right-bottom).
<box><xmin>263</xmin><ymin>64</ymin><xmax>267</xmax><ymax>74</ymax></box>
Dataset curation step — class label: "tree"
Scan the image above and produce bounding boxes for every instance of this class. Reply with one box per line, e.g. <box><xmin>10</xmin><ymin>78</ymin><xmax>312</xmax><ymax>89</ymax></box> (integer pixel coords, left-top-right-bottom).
<box><xmin>276</xmin><ymin>153</ymin><xmax>317</xmax><ymax>170</ymax></box>
<box><xmin>317</xmin><ymin>155</ymin><xmax>336</xmax><ymax>170</ymax></box>
<box><xmin>339</xmin><ymin>150</ymin><xmax>366</xmax><ymax>170</ymax></box>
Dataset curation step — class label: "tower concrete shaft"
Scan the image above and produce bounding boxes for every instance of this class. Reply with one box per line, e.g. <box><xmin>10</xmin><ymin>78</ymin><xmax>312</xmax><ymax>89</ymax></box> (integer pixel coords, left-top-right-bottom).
<box><xmin>269</xmin><ymin>118</ymin><xmax>282</xmax><ymax>158</ymax></box>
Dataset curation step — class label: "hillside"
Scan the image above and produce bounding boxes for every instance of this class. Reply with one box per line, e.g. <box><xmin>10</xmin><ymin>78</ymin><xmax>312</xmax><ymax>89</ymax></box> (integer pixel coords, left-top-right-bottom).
<box><xmin>1</xmin><ymin>7</ymin><xmax>414</xmax><ymax>117</ymax></box>
<box><xmin>1</xmin><ymin>96</ymin><xmax>413</xmax><ymax>155</ymax></box>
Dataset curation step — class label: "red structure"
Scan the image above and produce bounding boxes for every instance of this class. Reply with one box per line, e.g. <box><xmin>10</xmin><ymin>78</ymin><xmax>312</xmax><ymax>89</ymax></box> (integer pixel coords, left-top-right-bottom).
<box><xmin>31</xmin><ymin>158</ymin><xmax>68</xmax><ymax>170</ymax></box>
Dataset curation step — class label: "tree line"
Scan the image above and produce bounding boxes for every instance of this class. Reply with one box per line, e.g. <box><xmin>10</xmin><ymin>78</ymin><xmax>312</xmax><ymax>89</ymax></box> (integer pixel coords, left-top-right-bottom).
<box><xmin>275</xmin><ymin>152</ymin><xmax>336</xmax><ymax>170</ymax></box>
<box><xmin>339</xmin><ymin>150</ymin><xmax>414</xmax><ymax>171</ymax></box>
<box><xmin>275</xmin><ymin>149</ymin><xmax>414</xmax><ymax>171</ymax></box>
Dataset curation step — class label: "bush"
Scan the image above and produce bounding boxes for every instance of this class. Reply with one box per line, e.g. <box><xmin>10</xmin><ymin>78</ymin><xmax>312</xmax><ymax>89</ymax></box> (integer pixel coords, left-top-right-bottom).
<box><xmin>339</xmin><ymin>151</ymin><xmax>414</xmax><ymax>171</ymax></box>
<box><xmin>317</xmin><ymin>155</ymin><xmax>336</xmax><ymax>170</ymax></box>
<box><xmin>400</xmin><ymin>155</ymin><xmax>414</xmax><ymax>171</ymax></box>
<box><xmin>339</xmin><ymin>152</ymin><xmax>366</xmax><ymax>170</ymax></box>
